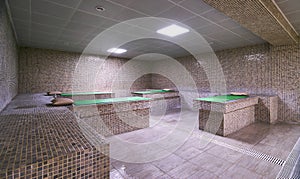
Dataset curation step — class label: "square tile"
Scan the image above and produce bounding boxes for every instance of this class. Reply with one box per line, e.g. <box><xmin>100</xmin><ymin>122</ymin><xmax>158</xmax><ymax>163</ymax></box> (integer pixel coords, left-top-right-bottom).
<box><xmin>174</xmin><ymin>146</ymin><xmax>203</xmax><ymax>160</ymax></box>
<box><xmin>70</xmin><ymin>11</ymin><xmax>118</xmax><ymax>29</ymax></box>
<box><xmin>219</xmin><ymin>164</ymin><xmax>263</xmax><ymax>179</ymax></box>
<box><xmin>152</xmin><ymin>153</ymin><xmax>186</xmax><ymax>172</ymax></box>
<box><xmin>206</xmin><ymin>145</ymin><xmax>244</xmax><ymax>163</ymax></box>
<box><xmin>190</xmin><ymin>152</ymin><xmax>234</xmax><ymax>176</ymax></box>
<box><xmin>157</xmin><ymin>6</ymin><xmax>195</xmax><ymax>22</ymax></box>
<box><xmin>8</xmin><ymin>0</ymin><xmax>30</xmax><ymax>11</ymax></box>
<box><xmin>78</xmin><ymin>0</ymin><xmax>144</xmax><ymax>21</ymax></box>
<box><xmin>46</xmin><ymin>0</ymin><xmax>81</xmax><ymax>8</ymax></box>
<box><xmin>109</xmin><ymin>0</ymin><xmax>174</xmax><ymax>16</ymax></box>
<box><xmin>237</xmin><ymin>155</ymin><xmax>281</xmax><ymax>176</ymax></box>
<box><xmin>189</xmin><ymin>169</ymin><xmax>219</xmax><ymax>179</ymax></box>
<box><xmin>178</xmin><ymin>0</ymin><xmax>214</xmax><ymax>15</ymax></box>
<box><xmin>32</xmin><ymin>12</ymin><xmax>68</xmax><ymax>28</ymax></box>
<box><xmin>168</xmin><ymin>161</ymin><xmax>201</xmax><ymax>179</ymax></box>
<box><xmin>31</xmin><ymin>0</ymin><xmax>74</xmax><ymax>19</ymax></box>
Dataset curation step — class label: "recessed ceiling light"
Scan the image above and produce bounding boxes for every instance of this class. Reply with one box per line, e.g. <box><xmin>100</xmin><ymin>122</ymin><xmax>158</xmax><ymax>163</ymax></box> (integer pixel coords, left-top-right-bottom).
<box><xmin>107</xmin><ymin>48</ymin><xmax>127</xmax><ymax>54</ymax></box>
<box><xmin>156</xmin><ymin>24</ymin><xmax>189</xmax><ymax>37</ymax></box>
<box><xmin>95</xmin><ymin>6</ymin><xmax>105</xmax><ymax>12</ymax></box>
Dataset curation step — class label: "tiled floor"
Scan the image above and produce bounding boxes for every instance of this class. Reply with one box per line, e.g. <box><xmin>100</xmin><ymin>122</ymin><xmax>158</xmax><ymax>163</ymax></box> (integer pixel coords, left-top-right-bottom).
<box><xmin>108</xmin><ymin>109</ymin><xmax>300</xmax><ymax>179</ymax></box>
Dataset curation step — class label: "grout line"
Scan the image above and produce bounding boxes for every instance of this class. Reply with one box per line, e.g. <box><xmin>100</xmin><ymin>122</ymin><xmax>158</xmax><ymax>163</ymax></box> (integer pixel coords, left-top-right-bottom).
<box><xmin>105</xmin><ymin>0</ymin><xmax>150</xmax><ymax>17</ymax></box>
<box><xmin>49</xmin><ymin>0</ymin><xmax>83</xmax><ymax>48</ymax></box>
<box><xmin>192</xmin><ymin>132</ymin><xmax>286</xmax><ymax>166</ymax></box>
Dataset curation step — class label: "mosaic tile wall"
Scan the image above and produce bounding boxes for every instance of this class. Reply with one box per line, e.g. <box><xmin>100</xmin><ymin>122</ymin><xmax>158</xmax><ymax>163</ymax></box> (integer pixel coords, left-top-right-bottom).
<box><xmin>0</xmin><ymin>1</ymin><xmax>18</xmax><ymax>111</ymax></box>
<box><xmin>18</xmin><ymin>47</ymin><xmax>152</xmax><ymax>93</ymax></box>
<box><xmin>18</xmin><ymin>43</ymin><xmax>299</xmax><ymax>123</ymax></box>
<box><xmin>152</xmin><ymin>43</ymin><xmax>300</xmax><ymax>123</ymax></box>
<box><xmin>151</xmin><ymin>57</ymin><xmax>210</xmax><ymax>92</ymax></box>
<box><xmin>151</xmin><ymin>74</ymin><xmax>179</xmax><ymax>90</ymax></box>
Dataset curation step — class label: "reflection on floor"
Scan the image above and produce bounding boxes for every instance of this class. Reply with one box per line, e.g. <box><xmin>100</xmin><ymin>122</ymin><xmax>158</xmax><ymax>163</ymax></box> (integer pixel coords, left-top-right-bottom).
<box><xmin>108</xmin><ymin>109</ymin><xmax>300</xmax><ymax>179</ymax></box>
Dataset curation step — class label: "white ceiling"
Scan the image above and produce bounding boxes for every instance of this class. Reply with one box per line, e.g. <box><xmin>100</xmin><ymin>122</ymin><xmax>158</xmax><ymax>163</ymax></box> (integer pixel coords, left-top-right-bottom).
<box><xmin>7</xmin><ymin>0</ymin><xmax>299</xmax><ymax>58</ymax></box>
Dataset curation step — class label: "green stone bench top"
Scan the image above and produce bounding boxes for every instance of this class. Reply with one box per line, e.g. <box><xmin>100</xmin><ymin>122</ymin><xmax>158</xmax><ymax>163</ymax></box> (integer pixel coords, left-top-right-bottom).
<box><xmin>61</xmin><ymin>91</ymin><xmax>113</xmax><ymax>96</ymax></box>
<box><xmin>195</xmin><ymin>94</ymin><xmax>249</xmax><ymax>103</ymax></box>
<box><xmin>132</xmin><ymin>89</ymin><xmax>175</xmax><ymax>94</ymax></box>
<box><xmin>74</xmin><ymin>97</ymin><xmax>151</xmax><ymax>106</ymax></box>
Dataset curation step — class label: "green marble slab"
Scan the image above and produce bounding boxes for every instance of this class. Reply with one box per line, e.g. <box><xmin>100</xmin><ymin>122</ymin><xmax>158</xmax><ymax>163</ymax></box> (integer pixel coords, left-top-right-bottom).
<box><xmin>74</xmin><ymin>97</ymin><xmax>151</xmax><ymax>106</ymax></box>
<box><xmin>195</xmin><ymin>94</ymin><xmax>248</xmax><ymax>103</ymax></box>
<box><xmin>61</xmin><ymin>91</ymin><xmax>113</xmax><ymax>96</ymax></box>
<box><xmin>132</xmin><ymin>89</ymin><xmax>175</xmax><ymax>94</ymax></box>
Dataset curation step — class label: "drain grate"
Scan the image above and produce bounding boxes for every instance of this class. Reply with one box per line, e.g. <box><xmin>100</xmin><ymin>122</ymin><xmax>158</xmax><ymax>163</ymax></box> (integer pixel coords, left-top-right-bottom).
<box><xmin>193</xmin><ymin>133</ymin><xmax>285</xmax><ymax>166</ymax></box>
<box><xmin>276</xmin><ymin>137</ymin><xmax>300</xmax><ymax>179</ymax></box>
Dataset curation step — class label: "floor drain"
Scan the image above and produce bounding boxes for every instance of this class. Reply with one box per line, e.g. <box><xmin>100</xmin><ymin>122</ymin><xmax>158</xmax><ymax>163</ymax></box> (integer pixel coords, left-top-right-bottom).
<box><xmin>277</xmin><ymin>138</ymin><xmax>300</xmax><ymax>179</ymax></box>
<box><xmin>193</xmin><ymin>133</ymin><xmax>285</xmax><ymax>166</ymax></box>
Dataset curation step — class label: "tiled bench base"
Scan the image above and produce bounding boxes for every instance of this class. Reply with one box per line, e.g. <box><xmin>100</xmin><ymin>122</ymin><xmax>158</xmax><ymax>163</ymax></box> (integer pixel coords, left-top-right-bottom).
<box><xmin>3</xmin><ymin>146</ymin><xmax>109</xmax><ymax>179</ymax></box>
<box><xmin>133</xmin><ymin>91</ymin><xmax>181</xmax><ymax>112</ymax></box>
<box><xmin>0</xmin><ymin>103</ymin><xmax>110</xmax><ymax>179</ymax></box>
<box><xmin>195</xmin><ymin>96</ymin><xmax>258</xmax><ymax>136</ymax></box>
<box><xmin>74</xmin><ymin>101</ymin><xmax>150</xmax><ymax>137</ymax></box>
<box><xmin>78</xmin><ymin>109</ymin><xmax>150</xmax><ymax>137</ymax></box>
<box><xmin>199</xmin><ymin>106</ymin><xmax>255</xmax><ymax>136</ymax></box>
<box><xmin>255</xmin><ymin>95</ymin><xmax>279</xmax><ymax>124</ymax></box>
<box><xmin>150</xmin><ymin>96</ymin><xmax>181</xmax><ymax>113</ymax></box>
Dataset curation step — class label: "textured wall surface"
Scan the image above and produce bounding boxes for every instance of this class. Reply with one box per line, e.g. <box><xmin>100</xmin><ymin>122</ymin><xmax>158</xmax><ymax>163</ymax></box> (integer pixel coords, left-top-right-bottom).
<box><xmin>152</xmin><ymin>44</ymin><xmax>300</xmax><ymax>123</ymax></box>
<box><xmin>151</xmin><ymin>74</ymin><xmax>178</xmax><ymax>90</ymax></box>
<box><xmin>0</xmin><ymin>1</ymin><xmax>18</xmax><ymax>112</ymax></box>
<box><xmin>18</xmin><ymin>47</ymin><xmax>152</xmax><ymax>93</ymax></box>
<box><xmin>18</xmin><ymin>44</ymin><xmax>299</xmax><ymax>123</ymax></box>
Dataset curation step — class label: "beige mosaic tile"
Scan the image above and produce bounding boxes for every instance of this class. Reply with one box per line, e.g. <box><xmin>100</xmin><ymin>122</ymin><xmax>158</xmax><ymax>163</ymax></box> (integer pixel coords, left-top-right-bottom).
<box><xmin>73</xmin><ymin>101</ymin><xmax>150</xmax><ymax>137</ymax></box>
<box><xmin>0</xmin><ymin>107</ymin><xmax>110</xmax><ymax>179</ymax></box>
<box><xmin>0</xmin><ymin>1</ymin><xmax>18</xmax><ymax>112</ymax></box>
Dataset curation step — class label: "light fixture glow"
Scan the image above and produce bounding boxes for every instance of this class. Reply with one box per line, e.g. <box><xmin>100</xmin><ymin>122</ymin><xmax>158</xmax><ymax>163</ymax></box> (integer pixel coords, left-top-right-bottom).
<box><xmin>107</xmin><ymin>48</ymin><xmax>127</xmax><ymax>54</ymax></box>
<box><xmin>156</xmin><ymin>24</ymin><xmax>190</xmax><ymax>37</ymax></box>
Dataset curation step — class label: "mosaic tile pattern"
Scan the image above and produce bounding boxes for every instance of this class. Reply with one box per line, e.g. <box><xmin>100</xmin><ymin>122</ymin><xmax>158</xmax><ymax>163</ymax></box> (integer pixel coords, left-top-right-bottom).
<box><xmin>153</xmin><ymin>96</ymin><xmax>181</xmax><ymax>112</ymax></box>
<box><xmin>0</xmin><ymin>1</ymin><xmax>18</xmax><ymax>112</ymax></box>
<box><xmin>17</xmin><ymin>43</ymin><xmax>300</xmax><ymax>123</ymax></box>
<box><xmin>195</xmin><ymin>97</ymin><xmax>258</xmax><ymax>136</ymax></box>
<box><xmin>217</xmin><ymin>44</ymin><xmax>300</xmax><ymax>123</ymax></box>
<box><xmin>203</xmin><ymin>0</ymin><xmax>298</xmax><ymax>45</ymax></box>
<box><xmin>133</xmin><ymin>91</ymin><xmax>181</xmax><ymax>112</ymax></box>
<box><xmin>194</xmin><ymin>96</ymin><xmax>258</xmax><ymax>113</ymax></box>
<box><xmin>255</xmin><ymin>95</ymin><xmax>279</xmax><ymax>124</ymax></box>
<box><xmin>199</xmin><ymin>106</ymin><xmax>256</xmax><ymax>136</ymax></box>
<box><xmin>0</xmin><ymin>95</ymin><xmax>110</xmax><ymax>179</ymax></box>
<box><xmin>73</xmin><ymin>101</ymin><xmax>150</xmax><ymax>137</ymax></box>
<box><xmin>153</xmin><ymin>43</ymin><xmax>300</xmax><ymax>123</ymax></box>
<box><xmin>18</xmin><ymin>47</ymin><xmax>152</xmax><ymax>94</ymax></box>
